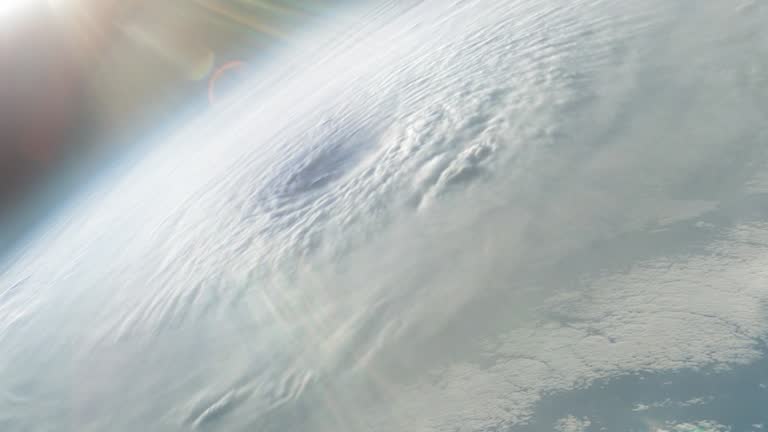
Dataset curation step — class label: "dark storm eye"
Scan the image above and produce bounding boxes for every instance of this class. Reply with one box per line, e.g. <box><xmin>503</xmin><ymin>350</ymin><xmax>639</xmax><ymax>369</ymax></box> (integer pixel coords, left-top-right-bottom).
<box><xmin>277</xmin><ymin>120</ymin><xmax>378</xmax><ymax>200</ymax></box>
<box><xmin>283</xmin><ymin>139</ymin><xmax>359</xmax><ymax>195</ymax></box>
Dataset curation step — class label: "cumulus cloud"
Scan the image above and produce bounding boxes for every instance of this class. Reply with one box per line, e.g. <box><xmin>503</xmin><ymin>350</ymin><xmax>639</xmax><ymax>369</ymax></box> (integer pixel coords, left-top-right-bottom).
<box><xmin>633</xmin><ymin>396</ymin><xmax>714</xmax><ymax>412</ymax></box>
<box><xmin>655</xmin><ymin>420</ymin><xmax>730</xmax><ymax>432</ymax></box>
<box><xmin>334</xmin><ymin>222</ymin><xmax>768</xmax><ymax>432</ymax></box>
<box><xmin>556</xmin><ymin>416</ymin><xmax>592</xmax><ymax>432</ymax></box>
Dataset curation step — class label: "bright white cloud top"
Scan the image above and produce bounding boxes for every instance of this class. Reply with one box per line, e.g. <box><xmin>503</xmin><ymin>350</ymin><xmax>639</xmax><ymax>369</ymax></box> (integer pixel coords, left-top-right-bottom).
<box><xmin>1</xmin><ymin>0</ymin><xmax>767</xmax><ymax>431</ymax></box>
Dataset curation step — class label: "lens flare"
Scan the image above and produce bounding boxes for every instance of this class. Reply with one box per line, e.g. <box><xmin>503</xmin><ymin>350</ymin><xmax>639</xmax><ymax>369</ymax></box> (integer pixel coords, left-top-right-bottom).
<box><xmin>208</xmin><ymin>60</ymin><xmax>246</xmax><ymax>105</ymax></box>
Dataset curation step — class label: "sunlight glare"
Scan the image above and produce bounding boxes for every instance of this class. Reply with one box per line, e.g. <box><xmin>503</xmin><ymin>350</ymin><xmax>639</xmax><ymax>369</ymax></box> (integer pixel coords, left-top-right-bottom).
<box><xmin>0</xmin><ymin>1</ymin><xmax>26</xmax><ymax>18</ymax></box>
<box><xmin>0</xmin><ymin>0</ymin><xmax>60</xmax><ymax>20</ymax></box>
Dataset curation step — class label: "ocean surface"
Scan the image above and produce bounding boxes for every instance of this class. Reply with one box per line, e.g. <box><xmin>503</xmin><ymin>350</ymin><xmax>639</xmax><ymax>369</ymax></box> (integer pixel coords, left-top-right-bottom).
<box><xmin>2</xmin><ymin>0</ymin><xmax>768</xmax><ymax>431</ymax></box>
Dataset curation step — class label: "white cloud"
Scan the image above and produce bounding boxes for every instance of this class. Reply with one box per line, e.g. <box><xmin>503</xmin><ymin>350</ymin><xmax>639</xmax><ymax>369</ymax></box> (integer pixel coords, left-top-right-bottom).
<box><xmin>657</xmin><ymin>420</ymin><xmax>730</xmax><ymax>432</ymax></box>
<box><xmin>1</xmin><ymin>0</ymin><xmax>767</xmax><ymax>431</ymax></box>
<box><xmin>632</xmin><ymin>396</ymin><xmax>713</xmax><ymax>412</ymax></box>
<box><xmin>348</xmin><ymin>222</ymin><xmax>768</xmax><ymax>432</ymax></box>
<box><xmin>556</xmin><ymin>415</ymin><xmax>592</xmax><ymax>432</ymax></box>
